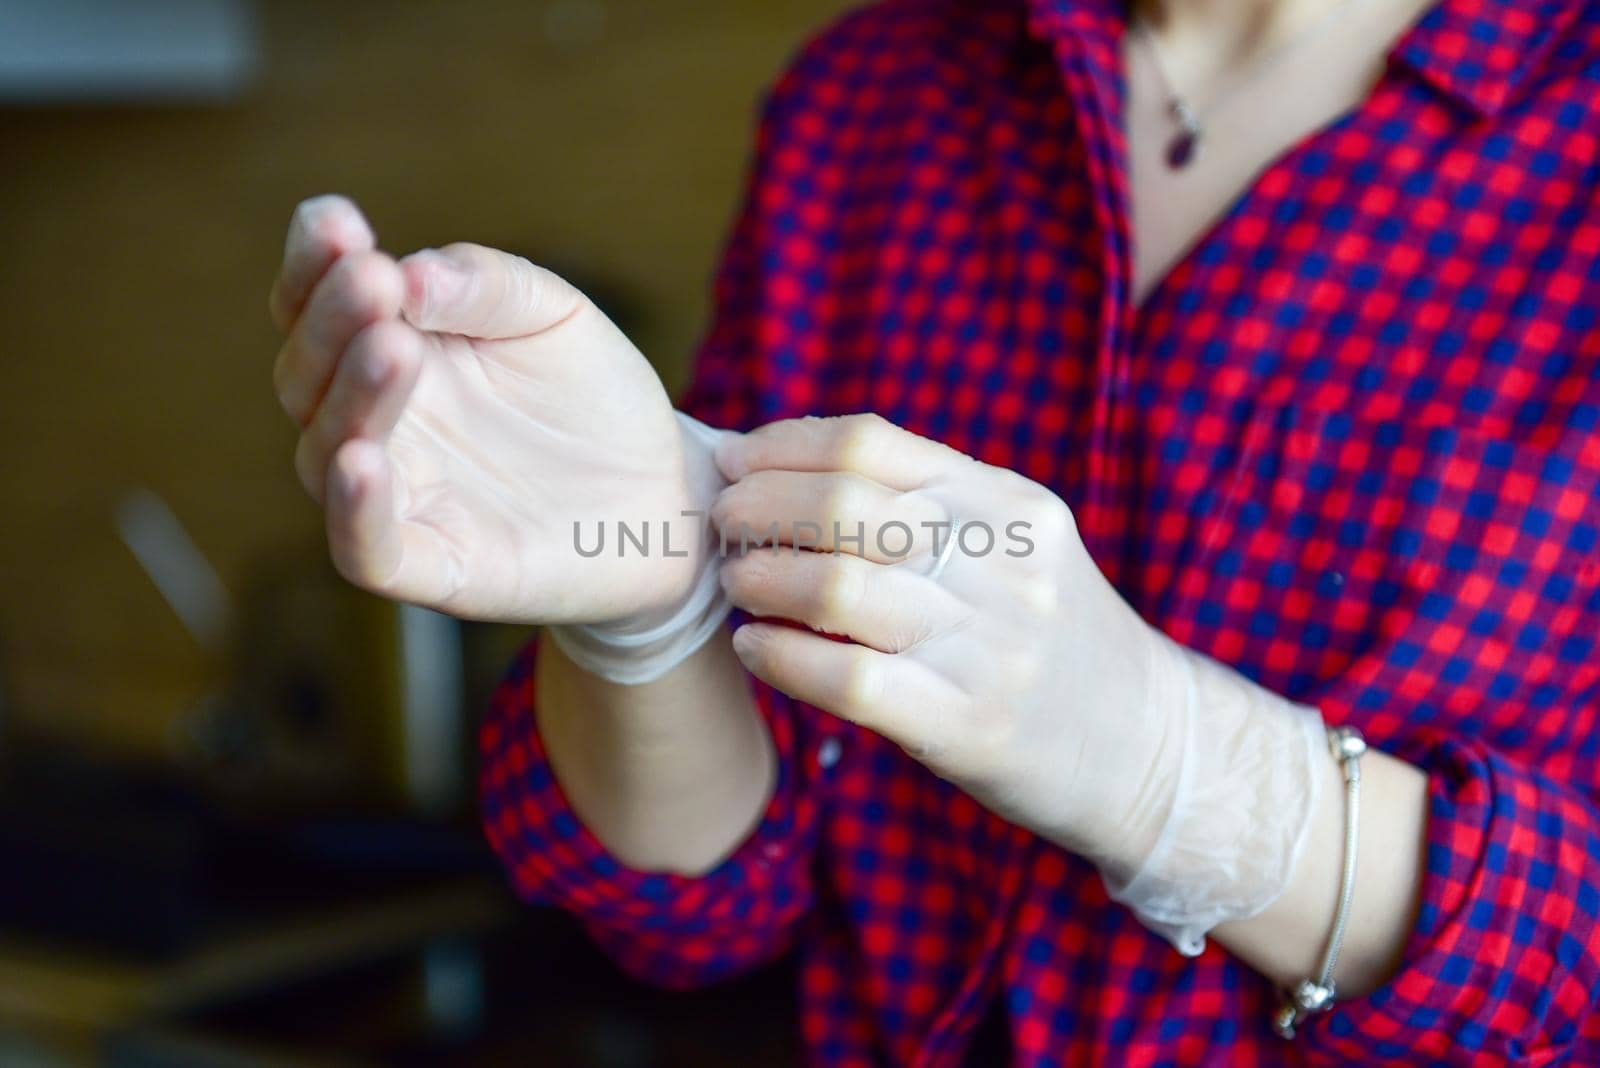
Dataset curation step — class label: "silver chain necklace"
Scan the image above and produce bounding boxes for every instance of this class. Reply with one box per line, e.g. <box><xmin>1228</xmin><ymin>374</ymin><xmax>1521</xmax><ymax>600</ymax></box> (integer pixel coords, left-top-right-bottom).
<box><xmin>1131</xmin><ymin>0</ymin><xmax>1368</xmax><ymax>169</ymax></box>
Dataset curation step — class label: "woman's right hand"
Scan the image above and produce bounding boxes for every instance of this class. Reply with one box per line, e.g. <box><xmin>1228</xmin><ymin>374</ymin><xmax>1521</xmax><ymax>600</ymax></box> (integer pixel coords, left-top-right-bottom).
<box><xmin>269</xmin><ymin>195</ymin><xmax>703</xmax><ymax>625</ymax></box>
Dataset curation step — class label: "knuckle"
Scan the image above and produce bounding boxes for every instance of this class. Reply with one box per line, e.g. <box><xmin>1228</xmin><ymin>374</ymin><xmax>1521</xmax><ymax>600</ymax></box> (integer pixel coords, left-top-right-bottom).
<box><xmin>1021</xmin><ymin>492</ymin><xmax>1073</xmax><ymax>541</ymax></box>
<box><xmin>1015</xmin><ymin>577</ymin><xmax>1058</xmax><ymax>620</ymax></box>
<box><xmin>1035</xmin><ymin>508</ymin><xmax>1072</xmax><ymax>546</ymax></box>
<box><xmin>836</xmin><ymin>413</ymin><xmax>889</xmax><ymax>466</ymax></box>
<box><xmin>816</xmin><ymin>558</ymin><xmax>866</xmax><ymax>621</ymax></box>
<box><xmin>840</xmin><ymin>651</ymin><xmax>884</xmax><ymax>712</ymax></box>
<box><xmin>823</xmin><ymin>476</ymin><xmax>868</xmax><ymax>525</ymax></box>
<box><xmin>349</xmin><ymin>321</ymin><xmax>404</xmax><ymax>387</ymax></box>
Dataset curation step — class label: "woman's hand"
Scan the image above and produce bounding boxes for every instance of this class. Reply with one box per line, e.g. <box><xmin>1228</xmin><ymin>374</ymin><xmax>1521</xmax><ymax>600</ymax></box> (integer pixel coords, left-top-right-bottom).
<box><xmin>269</xmin><ymin>195</ymin><xmax>704</xmax><ymax>624</ymax></box>
<box><xmin>710</xmin><ymin>413</ymin><xmax>1188</xmax><ymax>867</ymax></box>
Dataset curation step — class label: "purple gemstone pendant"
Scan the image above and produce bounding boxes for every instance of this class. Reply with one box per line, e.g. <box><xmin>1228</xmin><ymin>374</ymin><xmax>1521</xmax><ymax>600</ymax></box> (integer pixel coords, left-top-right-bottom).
<box><xmin>1165</xmin><ymin>97</ymin><xmax>1202</xmax><ymax>170</ymax></box>
<box><xmin>1166</xmin><ymin>129</ymin><xmax>1199</xmax><ymax>169</ymax></box>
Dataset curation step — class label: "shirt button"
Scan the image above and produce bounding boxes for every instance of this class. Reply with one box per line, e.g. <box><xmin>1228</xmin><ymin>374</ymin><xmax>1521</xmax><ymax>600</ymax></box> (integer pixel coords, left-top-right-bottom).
<box><xmin>763</xmin><ymin>842</ymin><xmax>786</xmax><ymax>860</ymax></box>
<box><xmin>817</xmin><ymin>736</ymin><xmax>842</xmax><ymax>769</ymax></box>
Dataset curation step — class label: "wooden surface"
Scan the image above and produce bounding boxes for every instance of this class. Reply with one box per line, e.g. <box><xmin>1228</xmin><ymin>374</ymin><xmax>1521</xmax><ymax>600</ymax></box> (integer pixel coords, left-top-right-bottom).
<box><xmin>0</xmin><ymin>0</ymin><xmax>856</xmax><ymax>761</ymax></box>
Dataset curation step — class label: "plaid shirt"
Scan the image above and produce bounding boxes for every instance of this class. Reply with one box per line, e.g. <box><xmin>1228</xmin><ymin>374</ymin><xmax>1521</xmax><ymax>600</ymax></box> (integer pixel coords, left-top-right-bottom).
<box><xmin>479</xmin><ymin>0</ymin><xmax>1600</xmax><ymax>1063</ymax></box>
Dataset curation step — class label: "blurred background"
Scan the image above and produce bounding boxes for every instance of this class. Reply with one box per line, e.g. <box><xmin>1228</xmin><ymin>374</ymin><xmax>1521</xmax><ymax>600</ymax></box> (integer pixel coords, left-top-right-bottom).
<box><xmin>0</xmin><ymin>1</ymin><xmax>852</xmax><ymax>1064</ymax></box>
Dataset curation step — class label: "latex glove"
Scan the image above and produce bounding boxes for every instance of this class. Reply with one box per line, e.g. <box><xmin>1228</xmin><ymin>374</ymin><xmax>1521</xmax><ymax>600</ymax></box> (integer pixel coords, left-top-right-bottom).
<box><xmin>269</xmin><ymin>195</ymin><xmax>716</xmax><ymax>627</ymax></box>
<box><xmin>711</xmin><ymin>414</ymin><xmax>1328</xmax><ymax>955</ymax></box>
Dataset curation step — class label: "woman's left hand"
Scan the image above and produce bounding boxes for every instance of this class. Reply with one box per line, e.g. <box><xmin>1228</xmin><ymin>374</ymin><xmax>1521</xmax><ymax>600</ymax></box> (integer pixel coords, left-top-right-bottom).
<box><xmin>711</xmin><ymin>413</ymin><xmax>1190</xmax><ymax>868</ymax></box>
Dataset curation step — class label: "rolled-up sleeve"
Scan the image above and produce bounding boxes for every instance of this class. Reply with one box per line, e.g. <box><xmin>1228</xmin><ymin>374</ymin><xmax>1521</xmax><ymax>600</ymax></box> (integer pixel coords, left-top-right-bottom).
<box><xmin>479</xmin><ymin>641</ymin><xmax>822</xmax><ymax>988</ymax></box>
<box><xmin>1305</xmin><ymin>732</ymin><xmax>1600</xmax><ymax>1064</ymax></box>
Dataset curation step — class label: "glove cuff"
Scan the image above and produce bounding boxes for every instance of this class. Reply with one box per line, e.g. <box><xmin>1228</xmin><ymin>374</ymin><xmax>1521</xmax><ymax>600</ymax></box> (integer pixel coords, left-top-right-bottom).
<box><xmin>1098</xmin><ymin>633</ymin><xmax>1327</xmax><ymax>957</ymax></box>
<box><xmin>544</xmin><ymin>412</ymin><xmax>733</xmax><ymax>685</ymax></box>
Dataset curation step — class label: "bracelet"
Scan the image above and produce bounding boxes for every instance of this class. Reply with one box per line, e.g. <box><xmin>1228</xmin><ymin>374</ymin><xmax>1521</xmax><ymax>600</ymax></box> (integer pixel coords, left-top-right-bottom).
<box><xmin>1272</xmin><ymin>724</ymin><xmax>1367</xmax><ymax>1040</ymax></box>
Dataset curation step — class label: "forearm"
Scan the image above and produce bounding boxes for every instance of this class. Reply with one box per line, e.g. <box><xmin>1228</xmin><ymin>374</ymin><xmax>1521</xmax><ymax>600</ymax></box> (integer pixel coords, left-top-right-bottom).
<box><xmin>1213</xmin><ymin>744</ymin><xmax>1428</xmax><ymax>996</ymax></box>
<box><xmin>534</xmin><ymin>626</ymin><xmax>775</xmax><ymax>876</ymax></box>
<box><xmin>1073</xmin><ymin>629</ymin><xmax>1431</xmax><ymax>998</ymax></box>
<box><xmin>1194</xmin><ymin>653</ymin><xmax>1431</xmax><ymax>997</ymax></box>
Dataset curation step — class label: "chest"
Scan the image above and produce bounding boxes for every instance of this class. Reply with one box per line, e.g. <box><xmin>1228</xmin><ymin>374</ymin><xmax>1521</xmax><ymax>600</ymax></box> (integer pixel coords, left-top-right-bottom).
<box><xmin>1123</xmin><ymin>0</ymin><xmax>1435</xmax><ymax>306</ymax></box>
<box><xmin>753</xmin><ymin>25</ymin><xmax>1600</xmax><ymax>750</ymax></box>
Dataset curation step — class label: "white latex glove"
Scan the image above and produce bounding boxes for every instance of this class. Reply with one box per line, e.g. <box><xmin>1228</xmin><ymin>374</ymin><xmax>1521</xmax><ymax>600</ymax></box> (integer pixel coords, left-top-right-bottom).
<box><xmin>269</xmin><ymin>195</ymin><xmax>715</xmax><ymax>627</ymax></box>
<box><xmin>711</xmin><ymin>414</ymin><xmax>1328</xmax><ymax>955</ymax></box>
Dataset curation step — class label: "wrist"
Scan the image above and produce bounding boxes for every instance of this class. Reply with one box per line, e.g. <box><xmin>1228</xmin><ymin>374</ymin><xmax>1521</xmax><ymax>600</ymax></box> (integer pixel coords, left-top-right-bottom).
<box><xmin>1078</xmin><ymin>626</ymin><xmax>1195</xmax><ymax>875</ymax></box>
<box><xmin>625</xmin><ymin>411</ymin><xmax>728</xmax><ymax>619</ymax></box>
<box><xmin>545</xmin><ymin>411</ymin><xmax>734</xmax><ymax>685</ymax></box>
<box><xmin>1094</xmin><ymin>631</ymin><xmax>1328</xmax><ymax>957</ymax></box>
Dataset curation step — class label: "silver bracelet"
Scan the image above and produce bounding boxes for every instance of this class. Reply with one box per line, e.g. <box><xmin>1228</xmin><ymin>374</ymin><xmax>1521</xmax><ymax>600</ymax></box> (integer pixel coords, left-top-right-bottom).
<box><xmin>1273</xmin><ymin>724</ymin><xmax>1367</xmax><ymax>1040</ymax></box>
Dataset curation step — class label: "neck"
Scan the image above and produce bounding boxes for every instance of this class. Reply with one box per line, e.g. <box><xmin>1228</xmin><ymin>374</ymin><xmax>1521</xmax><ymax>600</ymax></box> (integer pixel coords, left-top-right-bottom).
<box><xmin>1134</xmin><ymin>0</ymin><xmax>1341</xmax><ymax>67</ymax></box>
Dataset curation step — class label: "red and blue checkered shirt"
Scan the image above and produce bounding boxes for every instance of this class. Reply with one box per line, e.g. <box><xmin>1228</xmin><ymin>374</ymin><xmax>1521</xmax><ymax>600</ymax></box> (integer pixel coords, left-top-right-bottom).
<box><xmin>480</xmin><ymin>0</ymin><xmax>1600</xmax><ymax>1062</ymax></box>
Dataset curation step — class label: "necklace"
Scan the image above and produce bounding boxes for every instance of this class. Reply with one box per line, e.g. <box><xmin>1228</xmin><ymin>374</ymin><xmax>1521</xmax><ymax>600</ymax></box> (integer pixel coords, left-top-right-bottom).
<box><xmin>1132</xmin><ymin>0</ymin><xmax>1368</xmax><ymax>170</ymax></box>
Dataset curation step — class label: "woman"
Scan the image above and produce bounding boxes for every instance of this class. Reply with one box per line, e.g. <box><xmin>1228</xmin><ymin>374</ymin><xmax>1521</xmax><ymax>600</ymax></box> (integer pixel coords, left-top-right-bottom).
<box><xmin>268</xmin><ymin>0</ymin><xmax>1600</xmax><ymax>1062</ymax></box>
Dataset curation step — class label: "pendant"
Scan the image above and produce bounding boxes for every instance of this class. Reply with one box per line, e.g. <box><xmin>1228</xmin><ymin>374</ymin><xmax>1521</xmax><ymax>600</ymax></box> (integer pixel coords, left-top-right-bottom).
<box><xmin>1165</xmin><ymin>97</ymin><xmax>1203</xmax><ymax>170</ymax></box>
<box><xmin>1166</xmin><ymin>128</ymin><xmax>1200</xmax><ymax>169</ymax></box>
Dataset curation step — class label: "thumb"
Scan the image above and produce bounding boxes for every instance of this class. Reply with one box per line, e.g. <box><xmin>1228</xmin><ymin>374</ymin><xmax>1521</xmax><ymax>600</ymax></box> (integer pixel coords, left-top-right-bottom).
<box><xmin>399</xmin><ymin>242</ymin><xmax>585</xmax><ymax>340</ymax></box>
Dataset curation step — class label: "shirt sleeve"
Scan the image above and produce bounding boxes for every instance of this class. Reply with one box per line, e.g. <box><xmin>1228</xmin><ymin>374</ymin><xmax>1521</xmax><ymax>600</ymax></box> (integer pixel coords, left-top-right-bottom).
<box><xmin>1303</xmin><ymin>730</ymin><xmax>1600</xmax><ymax>1064</ymax></box>
<box><xmin>476</xmin><ymin>61</ymin><xmax>833</xmax><ymax>990</ymax></box>
<box><xmin>478</xmin><ymin>638</ymin><xmax>823</xmax><ymax>989</ymax></box>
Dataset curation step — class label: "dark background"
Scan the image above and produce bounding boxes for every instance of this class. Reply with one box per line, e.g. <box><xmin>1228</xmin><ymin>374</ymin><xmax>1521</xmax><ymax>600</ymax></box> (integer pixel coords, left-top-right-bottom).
<box><xmin>0</xmin><ymin>1</ymin><xmax>853</xmax><ymax>1064</ymax></box>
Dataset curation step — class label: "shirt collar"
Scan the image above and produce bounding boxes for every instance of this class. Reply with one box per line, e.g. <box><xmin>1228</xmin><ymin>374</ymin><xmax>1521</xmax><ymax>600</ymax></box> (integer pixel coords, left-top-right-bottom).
<box><xmin>1021</xmin><ymin>0</ymin><xmax>1588</xmax><ymax>119</ymax></box>
<box><xmin>1389</xmin><ymin>0</ymin><xmax>1587</xmax><ymax>117</ymax></box>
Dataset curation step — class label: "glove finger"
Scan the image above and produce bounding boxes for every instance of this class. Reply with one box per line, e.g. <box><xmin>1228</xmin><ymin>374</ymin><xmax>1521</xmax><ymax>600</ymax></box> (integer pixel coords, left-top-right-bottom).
<box><xmin>714</xmin><ymin>413</ymin><xmax>972</xmax><ymax>491</ymax></box>
<box><xmin>295</xmin><ymin>320</ymin><xmax>425</xmax><ymax>503</ymax></box>
<box><xmin>730</xmin><ymin>621</ymin><xmax>964</xmax><ymax>763</ymax></box>
<box><xmin>711</xmin><ymin>469</ymin><xmax>951</xmax><ymax>564</ymax></box>
<box><xmin>325</xmin><ymin>438</ymin><xmax>463</xmax><ymax>608</ymax></box>
<box><xmin>719</xmin><ymin>548</ymin><xmax>969</xmax><ymax>654</ymax></box>
<box><xmin>274</xmin><ymin>249</ymin><xmax>403</xmax><ymax>426</ymax></box>
<box><xmin>269</xmin><ymin>195</ymin><xmax>376</xmax><ymax>333</ymax></box>
<box><xmin>398</xmin><ymin>243</ymin><xmax>586</xmax><ymax>340</ymax></box>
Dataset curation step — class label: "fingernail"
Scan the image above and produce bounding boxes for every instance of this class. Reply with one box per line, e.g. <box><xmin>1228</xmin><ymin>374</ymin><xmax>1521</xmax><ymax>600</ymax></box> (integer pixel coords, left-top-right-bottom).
<box><xmin>411</xmin><ymin>250</ymin><xmax>467</xmax><ymax>322</ymax></box>
<box><xmin>731</xmin><ymin>624</ymin><xmax>760</xmax><ymax>657</ymax></box>
<box><xmin>294</xmin><ymin>194</ymin><xmax>333</xmax><ymax>229</ymax></box>
<box><xmin>293</xmin><ymin>194</ymin><xmax>365</xmax><ymax>249</ymax></box>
